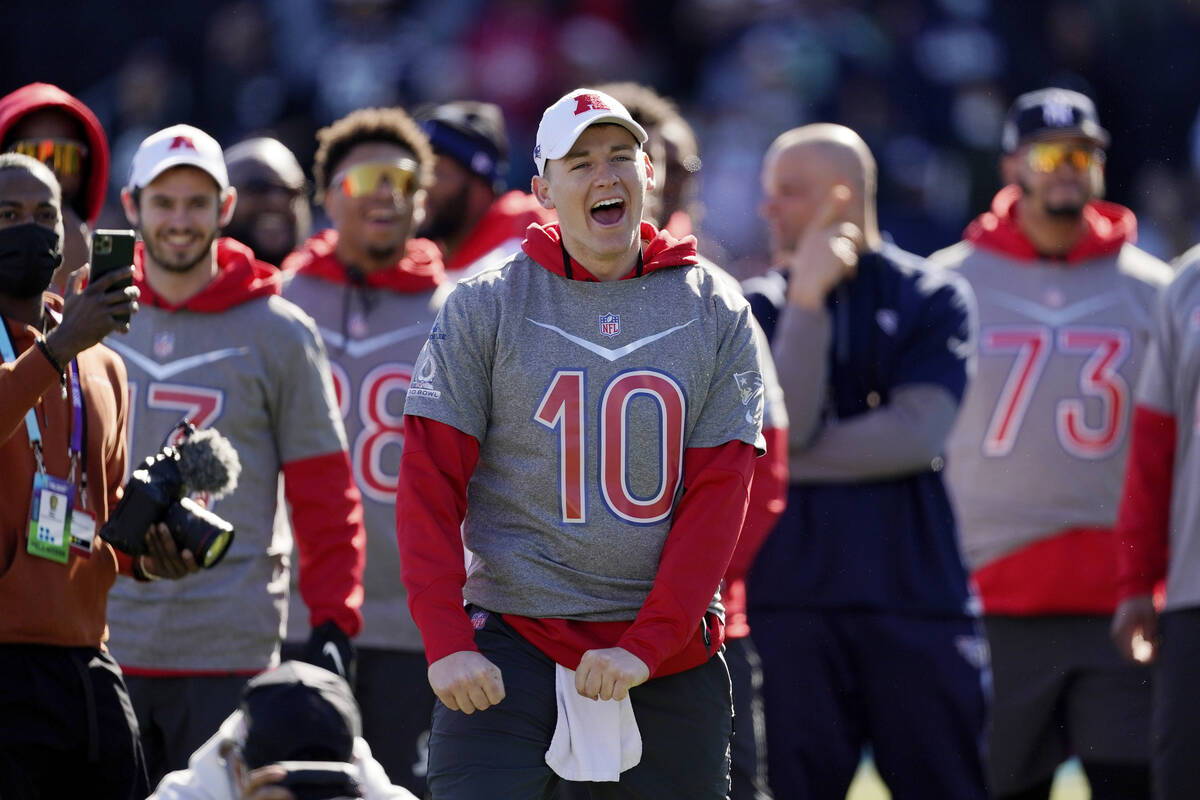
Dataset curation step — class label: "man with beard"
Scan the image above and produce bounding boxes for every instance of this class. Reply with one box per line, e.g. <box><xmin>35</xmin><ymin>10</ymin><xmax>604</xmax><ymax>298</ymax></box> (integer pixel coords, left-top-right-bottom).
<box><xmin>415</xmin><ymin>100</ymin><xmax>553</xmax><ymax>287</ymax></box>
<box><xmin>280</xmin><ymin>106</ymin><xmax>445</xmax><ymax>796</ymax></box>
<box><xmin>101</xmin><ymin>124</ymin><xmax>367</xmax><ymax>785</ymax></box>
<box><xmin>0</xmin><ymin>152</ymin><xmax>192</xmax><ymax>799</ymax></box>
<box><xmin>223</xmin><ymin>137</ymin><xmax>311</xmax><ymax>269</ymax></box>
<box><xmin>934</xmin><ymin>88</ymin><xmax>1171</xmax><ymax>800</ymax></box>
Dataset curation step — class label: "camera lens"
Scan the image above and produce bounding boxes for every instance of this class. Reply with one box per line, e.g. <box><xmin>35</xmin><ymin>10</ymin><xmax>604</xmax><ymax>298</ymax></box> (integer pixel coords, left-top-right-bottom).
<box><xmin>165</xmin><ymin>497</ymin><xmax>235</xmax><ymax>568</ymax></box>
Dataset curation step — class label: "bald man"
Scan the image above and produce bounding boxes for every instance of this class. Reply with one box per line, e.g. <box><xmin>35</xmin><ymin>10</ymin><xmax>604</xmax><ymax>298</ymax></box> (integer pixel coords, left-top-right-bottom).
<box><xmin>223</xmin><ymin>137</ymin><xmax>311</xmax><ymax>267</ymax></box>
<box><xmin>742</xmin><ymin>125</ymin><xmax>988</xmax><ymax>799</ymax></box>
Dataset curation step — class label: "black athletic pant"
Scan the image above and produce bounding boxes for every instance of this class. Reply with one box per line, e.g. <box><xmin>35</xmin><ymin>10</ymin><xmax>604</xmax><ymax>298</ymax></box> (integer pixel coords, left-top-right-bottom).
<box><xmin>428</xmin><ymin>607</ymin><xmax>732</xmax><ymax>800</ymax></box>
<box><xmin>0</xmin><ymin>644</ymin><xmax>148</xmax><ymax>800</ymax></box>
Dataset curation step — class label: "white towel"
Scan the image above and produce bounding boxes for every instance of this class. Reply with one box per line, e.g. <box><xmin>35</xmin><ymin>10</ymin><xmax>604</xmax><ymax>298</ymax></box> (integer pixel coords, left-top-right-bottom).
<box><xmin>544</xmin><ymin>664</ymin><xmax>642</xmax><ymax>782</ymax></box>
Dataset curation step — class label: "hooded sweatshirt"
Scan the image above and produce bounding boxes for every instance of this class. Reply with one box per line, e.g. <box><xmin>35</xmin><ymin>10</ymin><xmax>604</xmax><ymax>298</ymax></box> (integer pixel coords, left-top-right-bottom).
<box><xmin>281</xmin><ymin>230</ymin><xmax>444</xmax><ymax>652</ymax></box>
<box><xmin>936</xmin><ymin>185</ymin><xmax>1172</xmax><ymax>614</ymax></box>
<box><xmin>0</xmin><ymin>83</ymin><xmax>110</xmax><ymax>225</ymax></box>
<box><xmin>104</xmin><ymin>238</ymin><xmax>366</xmax><ymax>673</ymax></box>
<box><xmin>398</xmin><ymin>221</ymin><xmax>765</xmax><ymax>677</ymax></box>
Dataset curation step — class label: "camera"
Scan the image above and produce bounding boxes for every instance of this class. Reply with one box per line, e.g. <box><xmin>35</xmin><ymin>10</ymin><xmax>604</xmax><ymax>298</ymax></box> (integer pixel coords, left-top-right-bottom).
<box><xmin>100</xmin><ymin>421</ymin><xmax>241</xmax><ymax>568</ymax></box>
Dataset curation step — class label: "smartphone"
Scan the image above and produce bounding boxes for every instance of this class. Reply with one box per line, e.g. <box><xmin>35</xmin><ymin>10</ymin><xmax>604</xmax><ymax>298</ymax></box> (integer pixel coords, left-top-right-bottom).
<box><xmin>90</xmin><ymin>229</ymin><xmax>136</xmax><ymax>321</ymax></box>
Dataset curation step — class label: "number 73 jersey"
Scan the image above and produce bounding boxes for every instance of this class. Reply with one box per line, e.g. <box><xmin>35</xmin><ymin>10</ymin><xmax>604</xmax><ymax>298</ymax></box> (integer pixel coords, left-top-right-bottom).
<box><xmin>935</xmin><ymin>239</ymin><xmax>1172</xmax><ymax>572</ymax></box>
<box><xmin>403</xmin><ymin>253</ymin><xmax>766</xmax><ymax>623</ymax></box>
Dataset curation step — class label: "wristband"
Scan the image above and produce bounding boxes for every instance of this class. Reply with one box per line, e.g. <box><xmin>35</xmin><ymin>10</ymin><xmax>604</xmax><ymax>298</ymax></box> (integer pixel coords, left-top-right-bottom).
<box><xmin>34</xmin><ymin>338</ymin><xmax>65</xmax><ymax>381</ymax></box>
<box><xmin>134</xmin><ymin>554</ymin><xmax>162</xmax><ymax>582</ymax></box>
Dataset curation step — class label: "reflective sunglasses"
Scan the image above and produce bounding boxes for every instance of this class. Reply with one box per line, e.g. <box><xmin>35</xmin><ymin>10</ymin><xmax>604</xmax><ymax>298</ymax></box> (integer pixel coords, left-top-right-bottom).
<box><xmin>7</xmin><ymin>137</ymin><xmax>89</xmax><ymax>177</ymax></box>
<box><xmin>1025</xmin><ymin>142</ymin><xmax>1104</xmax><ymax>174</ymax></box>
<box><xmin>333</xmin><ymin>161</ymin><xmax>418</xmax><ymax>198</ymax></box>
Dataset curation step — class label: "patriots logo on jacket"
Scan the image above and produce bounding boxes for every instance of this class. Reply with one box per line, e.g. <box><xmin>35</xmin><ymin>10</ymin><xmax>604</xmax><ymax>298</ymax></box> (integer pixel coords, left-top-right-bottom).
<box><xmin>599</xmin><ymin>313</ymin><xmax>620</xmax><ymax>338</ymax></box>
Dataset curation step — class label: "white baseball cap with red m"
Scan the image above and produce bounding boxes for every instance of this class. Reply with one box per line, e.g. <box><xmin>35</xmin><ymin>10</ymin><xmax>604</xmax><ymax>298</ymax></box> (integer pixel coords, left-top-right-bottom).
<box><xmin>127</xmin><ymin>124</ymin><xmax>229</xmax><ymax>191</ymax></box>
<box><xmin>533</xmin><ymin>88</ymin><xmax>648</xmax><ymax>175</ymax></box>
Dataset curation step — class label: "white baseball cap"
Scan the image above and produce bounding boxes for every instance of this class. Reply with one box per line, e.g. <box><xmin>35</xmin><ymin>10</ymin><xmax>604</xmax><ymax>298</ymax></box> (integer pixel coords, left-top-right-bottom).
<box><xmin>127</xmin><ymin>124</ymin><xmax>229</xmax><ymax>191</ymax></box>
<box><xmin>533</xmin><ymin>88</ymin><xmax>647</xmax><ymax>175</ymax></box>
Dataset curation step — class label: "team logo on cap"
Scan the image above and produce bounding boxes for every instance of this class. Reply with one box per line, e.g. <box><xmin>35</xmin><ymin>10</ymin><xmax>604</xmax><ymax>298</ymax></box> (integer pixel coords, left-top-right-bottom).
<box><xmin>169</xmin><ymin>136</ymin><xmax>196</xmax><ymax>151</ymax></box>
<box><xmin>574</xmin><ymin>93</ymin><xmax>611</xmax><ymax>115</ymax></box>
<box><xmin>599</xmin><ymin>312</ymin><xmax>620</xmax><ymax>338</ymax></box>
<box><xmin>1041</xmin><ymin>97</ymin><xmax>1075</xmax><ymax>128</ymax></box>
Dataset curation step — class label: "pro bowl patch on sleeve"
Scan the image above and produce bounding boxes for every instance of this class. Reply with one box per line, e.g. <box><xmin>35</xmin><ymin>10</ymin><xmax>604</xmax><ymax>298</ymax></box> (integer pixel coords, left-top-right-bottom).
<box><xmin>408</xmin><ymin>351</ymin><xmax>442</xmax><ymax>400</ymax></box>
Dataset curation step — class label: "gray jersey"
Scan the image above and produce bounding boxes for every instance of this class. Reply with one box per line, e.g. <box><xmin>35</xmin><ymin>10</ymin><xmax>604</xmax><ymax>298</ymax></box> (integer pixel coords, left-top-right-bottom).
<box><xmin>404</xmin><ymin>252</ymin><xmax>765</xmax><ymax>621</ymax></box>
<box><xmin>1135</xmin><ymin>248</ymin><xmax>1200</xmax><ymax>610</ymax></box>
<box><xmin>282</xmin><ymin>273</ymin><xmax>437</xmax><ymax>651</ymax></box>
<box><xmin>935</xmin><ymin>241</ymin><xmax>1171</xmax><ymax>569</ymax></box>
<box><xmin>104</xmin><ymin>296</ymin><xmax>349</xmax><ymax>671</ymax></box>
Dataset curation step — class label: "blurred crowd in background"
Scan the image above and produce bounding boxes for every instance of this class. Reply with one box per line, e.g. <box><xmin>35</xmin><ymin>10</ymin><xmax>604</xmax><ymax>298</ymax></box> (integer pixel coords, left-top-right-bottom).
<box><xmin>6</xmin><ymin>0</ymin><xmax>1200</xmax><ymax>278</ymax></box>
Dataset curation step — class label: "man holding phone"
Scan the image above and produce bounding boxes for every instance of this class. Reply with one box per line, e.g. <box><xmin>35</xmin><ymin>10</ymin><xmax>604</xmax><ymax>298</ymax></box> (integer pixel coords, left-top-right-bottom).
<box><xmin>0</xmin><ymin>152</ymin><xmax>193</xmax><ymax>799</ymax></box>
<box><xmin>101</xmin><ymin>124</ymin><xmax>367</xmax><ymax>784</ymax></box>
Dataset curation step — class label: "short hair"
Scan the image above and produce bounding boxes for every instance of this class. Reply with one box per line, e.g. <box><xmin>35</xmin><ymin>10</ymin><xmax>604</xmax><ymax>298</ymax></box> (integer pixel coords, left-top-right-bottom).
<box><xmin>0</xmin><ymin>152</ymin><xmax>61</xmax><ymax>198</ymax></box>
<box><xmin>596</xmin><ymin>82</ymin><xmax>700</xmax><ymax>169</ymax></box>
<box><xmin>313</xmin><ymin>107</ymin><xmax>434</xmax><ymax>202</ymax></box>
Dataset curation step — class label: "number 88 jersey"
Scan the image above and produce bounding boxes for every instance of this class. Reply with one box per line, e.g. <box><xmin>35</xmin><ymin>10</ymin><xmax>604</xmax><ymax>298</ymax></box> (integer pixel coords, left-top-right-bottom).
<box><xmin>935</xmin><ymin>225</ymin><xmax>1172</xmax><ymax>603</ymax></box>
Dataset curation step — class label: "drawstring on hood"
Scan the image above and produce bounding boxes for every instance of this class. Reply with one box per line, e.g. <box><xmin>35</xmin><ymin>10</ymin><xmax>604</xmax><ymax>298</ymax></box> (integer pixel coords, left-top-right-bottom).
<box><xmin>965</xmin><ymin>184</ymin><xmax>1135</xmax><ymax>264</ymax></box>
<box><xmin>281</xmin><ymin>228</ymin><xmax>444</xmax><ymax>353</ymax></box>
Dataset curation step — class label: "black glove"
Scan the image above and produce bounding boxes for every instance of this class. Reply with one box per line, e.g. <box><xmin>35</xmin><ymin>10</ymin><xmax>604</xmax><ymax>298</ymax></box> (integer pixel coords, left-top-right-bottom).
<box><xmin>303</xmin><ymin>620</ymin><xmax>356</xmax><ymax>687</ymax></box>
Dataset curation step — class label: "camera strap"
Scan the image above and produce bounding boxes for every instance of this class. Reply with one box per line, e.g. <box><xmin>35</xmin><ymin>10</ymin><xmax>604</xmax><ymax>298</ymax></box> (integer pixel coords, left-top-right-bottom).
<box><xmin>1</xmin><ymin>313</ymin><xmax>91</xmax><ymax>561</ymax></box>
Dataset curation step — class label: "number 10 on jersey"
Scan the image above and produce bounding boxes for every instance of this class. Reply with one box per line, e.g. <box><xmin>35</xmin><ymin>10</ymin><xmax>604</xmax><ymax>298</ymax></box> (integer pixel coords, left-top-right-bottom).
<box><xmin>535</xmin><ymin>368</ymin><xmax>686</xmax><ymax>525</ymax></box>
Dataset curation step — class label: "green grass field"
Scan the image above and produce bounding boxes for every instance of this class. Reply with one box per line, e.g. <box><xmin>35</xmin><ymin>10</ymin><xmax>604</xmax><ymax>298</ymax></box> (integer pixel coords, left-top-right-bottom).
<box><xmin>846</xmin><ymin>757</ymin><xmax>1090</xmax><ymax>799</ymax></box>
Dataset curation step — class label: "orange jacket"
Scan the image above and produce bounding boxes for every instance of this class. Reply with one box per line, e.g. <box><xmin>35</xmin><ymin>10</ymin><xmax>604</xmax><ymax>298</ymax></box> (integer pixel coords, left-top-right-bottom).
<box><xmin>0</xmin><ymin>301</ymin><xmax>132</xmax><ymax>648</ymax></box>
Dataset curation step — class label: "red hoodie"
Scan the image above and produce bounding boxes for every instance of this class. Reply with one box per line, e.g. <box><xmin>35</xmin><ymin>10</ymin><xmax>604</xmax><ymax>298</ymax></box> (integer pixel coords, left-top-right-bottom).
<box><xmin>965</xmin><ymin>184</ymin><xmax>1134</xmax><ymax>264</ymax></box>
<box><xmin>0</xmin><ymin>83</ymin><xmax>110</xmax><ymax>226</ymax></box>
<box><xmin>444</xmin><ymin>190</ymin><xmax>555</xmax><ymax>274</ymax></box>
<box><xmin>281</xmin><ymin>228</ymin><xmax>444</xmax><ymax>292</ymax></box>
<box><xmin>964</xmin><ymin>186</ymin><xmax>1144</xmax><ymax>615</ymax></box>
<box><xmin>400</xmin><ymin>222</ymin><xmax>760</xmax><ymax>677</ymax></box>
<box><xmin>127</xmin><ymin>237</ymin><xmax>368</xmax><ymax>653</ymax></box>
<box><xmin>134</xmin><ymin>238</ymin><xmax>281</xmax><ymax>311</ymax></box>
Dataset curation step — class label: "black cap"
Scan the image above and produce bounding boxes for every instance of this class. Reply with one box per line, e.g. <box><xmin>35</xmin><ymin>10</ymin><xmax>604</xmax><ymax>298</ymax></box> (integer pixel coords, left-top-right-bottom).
<box><xmin>239</xmin><ymin>661</ymin><xmax>361</xmax><ymax>769</ymax></box>
<box><xmin>418</xmin><ymin>101</ymin><xmax>509</xmax><ymax>192</ymax></box>
<box><xmin>1001</xmin><ymin>88</ymin><xmax>1110</xmax><ymax>153</ymax></box>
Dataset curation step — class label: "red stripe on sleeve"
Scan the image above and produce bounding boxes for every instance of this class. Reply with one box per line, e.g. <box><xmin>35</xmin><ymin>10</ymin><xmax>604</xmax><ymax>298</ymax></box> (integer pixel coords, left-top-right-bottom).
<box><xmin>617</xmin><ymin>440</ymin><xmax>755</xmax><ymax>675</ymax></box>
<box><xmin>396</xmin><ymin>415</ymin><xmax>481</xmax><ymax>665</ymax></box>
<box><xmin>1115</xmin><ymin>404</ymin><xmax>1176</xmax><ymax>600</ymax></box>
<box><xmin>283</xmin><ymin>450</ymin><xmax>366</xmax><ymax>636</ymax></box>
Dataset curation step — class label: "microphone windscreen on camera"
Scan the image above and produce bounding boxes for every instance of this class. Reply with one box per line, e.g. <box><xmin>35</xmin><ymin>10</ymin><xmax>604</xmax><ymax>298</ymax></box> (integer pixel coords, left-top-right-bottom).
<box><xmin>177</xmin><ymin>428</ymin><xmax>241</xmax><ymax>498</ymax></box>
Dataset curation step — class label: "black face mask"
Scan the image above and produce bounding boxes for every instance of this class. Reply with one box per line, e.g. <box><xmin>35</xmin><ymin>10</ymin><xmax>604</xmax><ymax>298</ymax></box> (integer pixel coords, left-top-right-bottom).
<box><xmin>0</xmin><ymin>223</ymin><xmax>63</xmax><ymax>298</ymax></box>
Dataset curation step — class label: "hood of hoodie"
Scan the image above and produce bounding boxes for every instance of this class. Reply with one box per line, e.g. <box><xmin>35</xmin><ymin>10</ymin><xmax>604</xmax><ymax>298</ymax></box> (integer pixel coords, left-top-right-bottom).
<box><xmin>134</xmin><ymin>237</ymin><xmax>281</xmax><ymax>312</ymax></box>
<box><xmin>0</xmin><ymin>83</ymin><xmax>110</xmax><ymax>226</ymax></box>
<box><xmin>965</xmin><ymin>184</ymin><xmax>1135</xmax><ymax>264</ymax></box>
<box><xmin>281</xmin><ymin>228</ymin><xmax>444</xmax><ymax>292</ymax></box>
<box><xmin>521</xmin><ymin>221</ymin><xmax>699</xmax><ymax>281</ymax></box>
<box><xmin>446</xmin><ymin>190</ymin><xmax>556</xmax><ymax>273</ymax></box>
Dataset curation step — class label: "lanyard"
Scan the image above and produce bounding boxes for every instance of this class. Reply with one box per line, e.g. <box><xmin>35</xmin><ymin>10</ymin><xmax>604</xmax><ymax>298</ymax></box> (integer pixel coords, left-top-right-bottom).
<box><xmin>0</xmin><ymin>316</ymin><xmax>85</xmax><ymax>483</ymax></box>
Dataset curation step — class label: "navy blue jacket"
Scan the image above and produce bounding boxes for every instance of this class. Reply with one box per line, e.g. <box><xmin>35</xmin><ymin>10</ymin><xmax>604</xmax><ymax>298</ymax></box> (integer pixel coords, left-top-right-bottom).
<box><xmin>745</xmin><ymin>244</ymin><xmax>975</xmax><ymax>617</ymax></box>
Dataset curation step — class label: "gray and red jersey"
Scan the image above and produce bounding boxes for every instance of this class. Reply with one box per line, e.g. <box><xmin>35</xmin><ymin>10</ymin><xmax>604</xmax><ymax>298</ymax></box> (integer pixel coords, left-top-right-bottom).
<box><xmin>1117</xmin><ymin>247</ymin><xmax>1200</xmax><ymax>610</ymax></box>
<box><xmin>281</xmin><ymin>230</ymin><xmax>443</xmax><ymax>652</ymax></box>
<box><xmin>104</xmin><ymin>239</ymin><xmax>364</xmax><ymax>673</ymax></box>
<box><xmin>400</xmin><ymin>223</ymin><xmax>766</xmax><ymax>674</ymax></box>
<box><xmin>935</xmin><ymin>187</ymin><xmax>1172</xmax><ymax>614</ymax></box>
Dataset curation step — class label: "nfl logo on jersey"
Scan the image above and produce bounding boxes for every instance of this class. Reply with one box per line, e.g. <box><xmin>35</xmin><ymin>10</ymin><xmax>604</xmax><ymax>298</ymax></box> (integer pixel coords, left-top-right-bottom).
<box><xmin>599</xmin><ymin>313</ymin><xmax>620</xmax><ymax>338</ymax></box>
